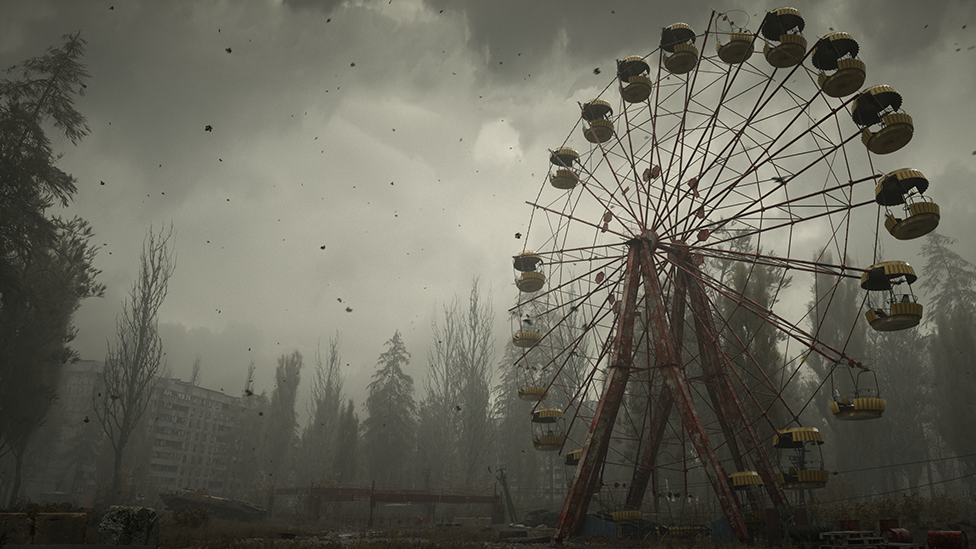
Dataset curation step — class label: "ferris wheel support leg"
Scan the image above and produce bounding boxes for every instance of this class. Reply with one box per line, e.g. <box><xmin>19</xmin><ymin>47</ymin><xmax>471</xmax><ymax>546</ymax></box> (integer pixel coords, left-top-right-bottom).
<box><xmin>554</xmin><ymin>244</ymin><xmax>643</xmax><ymax>542</ymax></box>
<box><xmin>674</xmin><ymin>262</ymin><xmax>765</xmax><ymax>514</ymax></box>
<box><xmin>626</xmin><ymin>386</ymin><xmax>673</xmax><ymax>509</ymax></box>
<box><xmin>682</xmin><ymin>260</ymin><xmax>793</xmax><ymax>518</ymax></box>
<box><xmin>625</xmin><ymin>268</ymin><xmax>688</xmax><ymax>510</ymax></box>
<box><xmin>638</xmin><ymin>240</ymin><xmax>750</xmax><ymax>541</ymax></box>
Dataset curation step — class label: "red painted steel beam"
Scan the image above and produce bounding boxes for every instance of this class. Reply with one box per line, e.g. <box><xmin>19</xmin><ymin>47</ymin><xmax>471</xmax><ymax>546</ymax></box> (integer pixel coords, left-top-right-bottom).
<box><xmin>625</xmin><ymin>259</ymin><xmax>687</xmax><ymax>509</ymax></box>
<box><xmin>675</xmin><ymin>254</ymin><xmax>764</xmax><ymax>513</ymax></box>
<box><xmin>554</xmin><ymin>243</ymin><xmax>643</xmax><ymax>541</ymax></box>
<box><xmin>638</xmin><ymin>239</ymin><xmax>749</xmax><ymax>541</ymax></box>
<box><xmin>682</xmin><ymin>254</ymin><xmax>792</xmax><ymax>517</ymax></box>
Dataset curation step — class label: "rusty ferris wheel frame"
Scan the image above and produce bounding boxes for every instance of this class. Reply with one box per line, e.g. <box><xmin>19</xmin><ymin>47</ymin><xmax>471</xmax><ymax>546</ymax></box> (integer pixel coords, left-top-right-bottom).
<box><xmin>509</xmin><ymin>7</ymin><xmax>935</xmax><ymax>543</ymax></box>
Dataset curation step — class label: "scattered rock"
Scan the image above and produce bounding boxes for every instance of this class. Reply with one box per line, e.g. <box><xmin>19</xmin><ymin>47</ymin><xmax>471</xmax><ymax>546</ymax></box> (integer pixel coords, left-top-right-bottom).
<box><xmin>96</xmin><ymin>506</ymin><xmax>159</xmax><ymax>546</ymax></box>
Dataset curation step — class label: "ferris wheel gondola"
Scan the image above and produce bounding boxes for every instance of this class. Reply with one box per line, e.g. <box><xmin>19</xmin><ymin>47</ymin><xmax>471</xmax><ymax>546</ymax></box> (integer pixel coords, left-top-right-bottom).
<box><xmin>830</xmin><ymin>361</ymin><xmax>887</xmax><ymax>420</ymax></box>
<box><xmin>507</xmin><ymin>6</ymin><xmax>938</xmax><ymax>541</ymax></box>
<box><xmin>875</xmin><ymin>169</ymin><xmax>941</xmax><ymax>240</ymax></box>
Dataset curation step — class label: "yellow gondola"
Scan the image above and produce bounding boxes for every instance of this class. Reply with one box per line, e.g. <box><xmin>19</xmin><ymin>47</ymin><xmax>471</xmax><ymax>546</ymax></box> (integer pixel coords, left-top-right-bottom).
<box><xmin>617</xmin><ymin>56</ymin><xmax>652</xmax><ymax>103</ymax></box>
<box><xmin>512</xmin><ymin>330</ymin><xmax>542</xmax><ymax>348</ymax></box>
<box><xmin>860</xmin><ymin>261</ymin><xmax>923</xmax><ymax>331</ymax></box>
<box><xmin>518</xmin><ymin>385</ymin><xmax>548</xmax><ymax>401</ymax></box>
<box><xmin>548</xmin><ymin>147</ymin><xmax>580</xmax><ymax>190</ymax></box>
<box><xmin>729</xmin><ymin>471</ymin><xmax>763</xmax><ymax>490</ymax></box>
<box><xmin>581</xmin><ymin>99</ymin><xmax>614</xmax><ymax>144</ymax></box>
<box><xmin>513</xmin><ymin>252</ymin><xmax>546</xmax><ymax>292</ymax></box>
<box><xmin>875</xmin><ymin>169</ymin><xmax>940</xmax><ymax>240</ymax></box>
<box><xmin>715</xmin><ymin>32</ymin><xmax>754</xmax><ymax>64</ymax></box>
<box><xmin>531</xmin><ymin>408</ymin><xmax>565</xmax><ymax>451</ymax></box>
<box><xmin>661</xmin><ymin>23</ymin><xmax>698</xmax><ymax>74</ymax></box>
<box><xmin>851</xmin><ymin>85</ymin><xmax>913</xmax><ymax>154</ymax></box>
<box><xmin>773</xmin><ymin>427</ymin><xmax>828</xmax><ymax>489</ymax></box>
<box><xmin>830</xmin><ymin>397</ymin><xmax>886</xmax><ymax>420</ymax></box>
<box><xmin>761</xmin><ymin>8</ymin><xmax>807</xmax><ymax>68</ymax></box>
<box><xmin>811</xmin><ymin>32</ymin><xmax>865</xmax><ymax>97</ymax></box>
<box><xmin>830</xmin><ymin>364</ymin><xmax>886</xmax><ymax>420</ymax></box>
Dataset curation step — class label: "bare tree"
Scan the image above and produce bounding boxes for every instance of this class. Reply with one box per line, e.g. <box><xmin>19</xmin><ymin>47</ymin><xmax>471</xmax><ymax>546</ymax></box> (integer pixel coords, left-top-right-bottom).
<box><xmin>189</xmin><ymin>356</ymin><xmax>202</xmax><ymax>386</ymax></box>
<box><xmin>420</xmin><ymin>279</ymin><xmax>495</xmax><ymax>491</ymax></box>
<box><xmin>94</xmin><ymin>226</ymin><xmax>175</xmax><ymax>495</ymax></box>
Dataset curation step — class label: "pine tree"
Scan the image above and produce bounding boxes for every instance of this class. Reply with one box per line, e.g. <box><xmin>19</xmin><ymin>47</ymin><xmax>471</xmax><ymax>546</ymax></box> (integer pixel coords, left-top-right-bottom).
<box><xmin>361</xmin><ymin>331</ymin><xmax>417</xmax><ymax>487</ymax></box>
<box><xmin>919</xmin><ymin>232</ymin><xmax>976</xmax><ymax>317</ymax></box>
<box><xmin>0</xmin><ymin>219</ymin><xmax>102</xmax><ymax>503</ymax></box>
<box><xmin>0</xmin><ymin>32</ymin><xmax>90</xmax><ymax>298</ymax></box>
<box><xmin>803</xmin><ymin>250</ymin><xmax>873</xmax><ymax>486</ymax></box>
<box><xmin>715</xmin><ymin>237</ymin><xmax>793</xmax><ymax>437</ymax></box>
<box><xmin>930</xmin><ymin>307</ymin><xmax>976</xmax><ymax>494</ymax></box>
<box><xmin>869</xmin><ymin>327</ymin><xmax>931</xmax><ymax>493</ymax></box>
<box><xmin>921</xmin><ymin>233</ymin><xmax>976</xmax><ymax>494</ymax></box>
<box><xmin>0</xmin><ymin>32</ymin><xmax>103</xmax><ymax>504</ymax></box>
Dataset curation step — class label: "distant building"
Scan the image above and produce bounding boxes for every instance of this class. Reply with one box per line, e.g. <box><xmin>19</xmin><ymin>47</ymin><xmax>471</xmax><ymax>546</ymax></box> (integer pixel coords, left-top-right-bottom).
<box><xmin>24</xmin><ymin>361</ymin><xmax>247</xmax><ymax>504</ymax></box>
<box><xmin>147</xmin><ymin>377</ymin><xmax>244</xmax><ymax>495</ymax></box>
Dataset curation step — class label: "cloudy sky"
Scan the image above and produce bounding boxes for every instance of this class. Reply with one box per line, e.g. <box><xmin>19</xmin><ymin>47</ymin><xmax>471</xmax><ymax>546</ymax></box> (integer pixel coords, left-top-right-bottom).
<box><xmin>2</xmin><ymin>0</ymin><xmax>974</xmax><ymax>409</ymax></box>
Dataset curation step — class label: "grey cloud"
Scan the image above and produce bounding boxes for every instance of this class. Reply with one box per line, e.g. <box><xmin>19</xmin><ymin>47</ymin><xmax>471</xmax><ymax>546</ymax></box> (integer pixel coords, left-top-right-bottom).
<box><xmin>282</xmin><ymin>0</ymin><xmax>343</xmax><ymax>14</ymax></box>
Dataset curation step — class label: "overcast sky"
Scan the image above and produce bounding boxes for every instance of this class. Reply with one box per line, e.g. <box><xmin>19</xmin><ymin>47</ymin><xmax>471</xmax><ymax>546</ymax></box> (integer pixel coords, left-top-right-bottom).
<box><xmin>2</xmin><ymin>0</ymin><xmax>973</xmax><ymax>411</ymax></box>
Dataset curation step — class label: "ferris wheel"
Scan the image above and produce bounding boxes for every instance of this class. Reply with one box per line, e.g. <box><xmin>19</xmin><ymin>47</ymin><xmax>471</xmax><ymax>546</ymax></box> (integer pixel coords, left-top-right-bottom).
<box><xmin>508</xmin><ymin>8</ymin><xmax>941</xmax><ymax>542</ymax></box>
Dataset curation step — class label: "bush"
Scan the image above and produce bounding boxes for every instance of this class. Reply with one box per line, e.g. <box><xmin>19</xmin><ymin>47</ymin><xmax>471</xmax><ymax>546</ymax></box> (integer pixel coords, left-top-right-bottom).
<box><xmin>172</xmin><ymin>505</ymin><xmax>212</xmax><ymax>528</ymax></box>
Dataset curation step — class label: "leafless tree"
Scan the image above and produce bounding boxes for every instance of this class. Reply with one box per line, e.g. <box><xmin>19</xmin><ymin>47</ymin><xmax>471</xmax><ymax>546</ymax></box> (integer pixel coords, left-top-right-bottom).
<box><xmin>421</xmin><ymin>279</ymin><xmax>495</xmax><ymax>491</ymax></box>
<box><xmin>94</xmin><ymin>226</ymin><xmax>175</xmax><ymax>495</ymax></box>
<box><xmin>189</xmin><ymin>356</ymin><xmax>202</xmax><ymax>386</ymax></box>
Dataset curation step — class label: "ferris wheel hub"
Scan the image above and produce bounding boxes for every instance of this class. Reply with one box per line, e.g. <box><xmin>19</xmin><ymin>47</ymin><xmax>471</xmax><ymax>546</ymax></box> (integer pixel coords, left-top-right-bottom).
<box><xmin>640</xmin><ymin>230</ymin><xmax>660</xmax><ymax>248</ymax></box>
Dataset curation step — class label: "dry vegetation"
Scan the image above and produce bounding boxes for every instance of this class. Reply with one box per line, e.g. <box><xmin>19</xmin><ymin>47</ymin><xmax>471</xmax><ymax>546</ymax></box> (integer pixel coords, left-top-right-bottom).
<box><xmin>805</xmin><ymin>492</ymin><xmax>976</xmax><ymax>530</ymax></box>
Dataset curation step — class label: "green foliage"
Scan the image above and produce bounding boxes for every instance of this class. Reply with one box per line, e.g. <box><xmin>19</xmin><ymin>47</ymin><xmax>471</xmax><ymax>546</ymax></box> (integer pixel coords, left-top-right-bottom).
<box><xmin>919</xmin><ymin>232</ymin><xmax>976</xmax><ymax>317</ymax></box>
<box><xmin>0</xmin><ymin>32</ymin><xmax>101</xmax><ymax>505</ymax></box>
<box><xmin>171</xmin><ymin>505</ymin><xmax>213</xmax><ymax>528</ymax></box>
<box><xmin>930</xmin><ymin>307</ymin><xmax>976</xmax><ymax>481</ymax></box>
<box><xmin>0</xmin><ymin>32</ymin><xmax>89</xmax><ymax>281</ymax></box>
<box><xmin>362</xmin><ymin>331</ymin><xmax>416</xmax><ymax>486</ymax></box>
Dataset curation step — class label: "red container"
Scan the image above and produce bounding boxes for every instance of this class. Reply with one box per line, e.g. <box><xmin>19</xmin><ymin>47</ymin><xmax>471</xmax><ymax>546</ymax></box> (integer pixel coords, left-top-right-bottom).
<box><xmin>839</xmin><ymin>519</ymin><xmax>860</xmax><ymax>531</ymax></box>
<box><xmin>929</xmin><ymin>531</ymin><xmax>969</xmax><ymax>549</ymax></box>
<box><xmin>883</xmin><ymin>528</ymin><xmax>912</xmax><ymax>543</ymax></box>
<box><xmin>879</xmin><ymin>519</ymin><xmax>900</xmax><ymax>531</ymax></box>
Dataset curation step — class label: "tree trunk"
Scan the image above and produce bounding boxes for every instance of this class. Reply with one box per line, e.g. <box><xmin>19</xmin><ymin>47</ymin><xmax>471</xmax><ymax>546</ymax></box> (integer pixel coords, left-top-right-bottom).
<box><xmin>8</xmin><ymin>445</ymin><xmax>25</xmax><ymax>506</ymax></box>
<box><xmin>112</xmin><ymin>443</ymin><xmax>125</xmax><ymax>496</ymax></box>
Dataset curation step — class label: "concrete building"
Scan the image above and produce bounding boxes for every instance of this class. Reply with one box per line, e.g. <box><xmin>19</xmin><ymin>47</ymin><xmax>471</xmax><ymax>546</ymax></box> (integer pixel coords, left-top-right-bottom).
<box><xmin>147</xmin><ymin>377</ymin><xmax>244</xmax><ymax>496</ymax></box>
<box><xmin>23</xmin><ymin>361</ymin><xmax>246</xmax><ymax>504</ymax></box>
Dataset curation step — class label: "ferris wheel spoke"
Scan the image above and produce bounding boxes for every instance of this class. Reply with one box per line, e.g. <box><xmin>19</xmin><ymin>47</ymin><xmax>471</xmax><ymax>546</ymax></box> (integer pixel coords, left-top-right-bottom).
<box><xmin>671</xmin><ymin>100</ymin><xmax>859</xmax><ymax>237</ymax></box>
<box><xmin>686</xmin><ymin>259</ymin><xmax>860</xmax><ymax>371</ymax></box>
